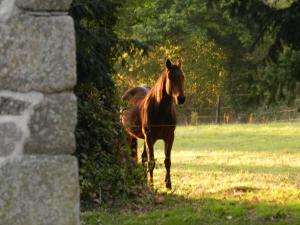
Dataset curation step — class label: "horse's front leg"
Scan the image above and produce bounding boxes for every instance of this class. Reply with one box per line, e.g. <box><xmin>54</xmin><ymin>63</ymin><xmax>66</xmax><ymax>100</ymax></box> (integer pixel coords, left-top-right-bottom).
<box><xmin>164</xmin><ymin>132</ymin><xmax>174</xmax><ymax>189</ymax></box>
<box><xmin>143</xmin><ymin>130</ymin><xmax>155</xmax><ymax>184</ymax></box>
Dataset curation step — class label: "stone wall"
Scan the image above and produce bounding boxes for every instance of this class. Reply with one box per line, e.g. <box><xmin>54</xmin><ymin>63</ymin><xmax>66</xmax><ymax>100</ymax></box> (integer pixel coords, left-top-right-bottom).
<box><xmin>0</xmin><ymin>0</ymin><xmax>79</xmax><ymax>224</ymax></box>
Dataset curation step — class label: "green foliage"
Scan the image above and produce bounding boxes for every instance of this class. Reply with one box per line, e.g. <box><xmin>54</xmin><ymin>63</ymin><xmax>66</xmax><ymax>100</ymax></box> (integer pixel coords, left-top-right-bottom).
<box><xmin>75</xmin><ymin>83</ymin><xmax>146</xmax><ymax>207</ymax></box>
<box><xmin>69</xmin><ymin>0</ymin><xmax>120</xmax><ymax>87</ymax></box>
<box><xmin>115</xmin><ymin>0</ymin><xmax>300</xmax><ymax>117</ymax></box>
<box><xmin>258</xmin><ymin>48</ymin><xmax>300</xmax><ymax>104</ymax></box>
<box><xmin>114</xmin><ymin>0</ymin><xmax>227</xmax><ymax>122</ymax></box>
<box><xmin>214</xmin><ymin>0</ymin><xmax>300</xmax><ymax>106</ymax></box>
<box><xmin>70</xmin><ymin>0</ymin><xmax>146</xmax><ymax>207</ymax></box>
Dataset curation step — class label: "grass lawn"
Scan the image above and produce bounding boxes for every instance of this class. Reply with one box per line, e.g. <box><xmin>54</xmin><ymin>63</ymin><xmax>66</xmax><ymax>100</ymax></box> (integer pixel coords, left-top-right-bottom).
<box><xmin>82</xmin><ymin>123</ymin><xmax>300</xmax><ymax>225</ymax></box>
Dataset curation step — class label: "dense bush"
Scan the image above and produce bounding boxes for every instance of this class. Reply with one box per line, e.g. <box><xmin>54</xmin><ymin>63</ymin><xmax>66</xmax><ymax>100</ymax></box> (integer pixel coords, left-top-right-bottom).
<box><xmin>69</xmin><ymin>0</ymin><xmax>147</xmax><ymax>208</ymax></box>
<box><xmin>75</xmin><ymin>84</ymin><xmax>146</xmax><ymax>207</ymax></box>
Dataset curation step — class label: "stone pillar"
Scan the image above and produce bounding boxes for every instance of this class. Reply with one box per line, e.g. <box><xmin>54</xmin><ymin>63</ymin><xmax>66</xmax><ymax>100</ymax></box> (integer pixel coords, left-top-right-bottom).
<box><xmin>0</xmin><ymin>1</ymin><xmax>79</xmax><ymax>225</ymax></box>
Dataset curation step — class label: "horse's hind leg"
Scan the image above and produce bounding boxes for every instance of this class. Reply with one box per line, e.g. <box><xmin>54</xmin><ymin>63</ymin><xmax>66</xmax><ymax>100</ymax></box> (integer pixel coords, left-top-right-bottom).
<box><xmin>131</xmin><ymin>137</ymin><xmax>138</xmax><ymax>162</ymax></box>
<box><xmin>127</xmin><ymin>136</ymin><xmax>138</xmax><ymax>162</ymax></box>
<box><xmin>164</xmin><ymin>133</ymin><xmax>174</xmax><ymax>189</ymax></box>
<box><xmin>142</xmin><ymin>143</ymin><xmax>147</xmax><ymax>177</ymax></box>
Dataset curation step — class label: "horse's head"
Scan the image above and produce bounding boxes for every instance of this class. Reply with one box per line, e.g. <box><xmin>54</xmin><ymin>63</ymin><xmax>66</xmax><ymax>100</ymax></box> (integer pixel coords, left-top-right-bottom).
<box><xmin>165</xmin><ymin>59</ymin><xmax>185</xmax><ymax>105</ymax></box>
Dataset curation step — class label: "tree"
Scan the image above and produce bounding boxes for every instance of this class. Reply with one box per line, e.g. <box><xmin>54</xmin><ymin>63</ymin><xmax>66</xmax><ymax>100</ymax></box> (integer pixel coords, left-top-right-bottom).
<box><xmin>212</xmin><ymin>0</ymin><xmax>300</xmax><ymax>104</ymax></box>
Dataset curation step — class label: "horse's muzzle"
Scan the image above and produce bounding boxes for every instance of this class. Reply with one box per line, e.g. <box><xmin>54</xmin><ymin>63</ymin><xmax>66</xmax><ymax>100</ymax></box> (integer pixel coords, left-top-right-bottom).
<box><xmin>177</xmin><ymin>96</ymin><xmax>185</xmax><ymax>104</ymax></box>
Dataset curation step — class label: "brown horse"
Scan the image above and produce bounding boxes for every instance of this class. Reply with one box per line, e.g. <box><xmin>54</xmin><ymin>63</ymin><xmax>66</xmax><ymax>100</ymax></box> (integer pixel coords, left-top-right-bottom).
<box><xmin>121</xmin><ymin>59</ymin><xmax>185</xmax><ymax>189</ymax></box>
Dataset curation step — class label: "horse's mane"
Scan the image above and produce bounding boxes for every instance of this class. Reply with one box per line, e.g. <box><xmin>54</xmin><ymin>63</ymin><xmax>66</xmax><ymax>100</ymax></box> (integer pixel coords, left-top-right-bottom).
<box><xmin>147</xmin><ymin>70</ymin><xmax>167</xmax><ymax>104</ymax></box>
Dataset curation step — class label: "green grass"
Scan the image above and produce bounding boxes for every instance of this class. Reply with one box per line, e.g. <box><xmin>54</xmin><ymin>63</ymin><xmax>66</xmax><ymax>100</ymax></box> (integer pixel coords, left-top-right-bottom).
<box><xmin>82</xmin><ymin>123</ymin><xmax>300</xmax><ymax>225</ymax></box>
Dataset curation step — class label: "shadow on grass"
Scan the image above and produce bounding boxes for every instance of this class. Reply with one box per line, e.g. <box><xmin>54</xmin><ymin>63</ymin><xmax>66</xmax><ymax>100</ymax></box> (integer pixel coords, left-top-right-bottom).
<box><xmin>139</xmin><ymin>193</ymin><xmax>298</xmax><ymax>225</ymax></box>
<box><xmin>81</xmin><ymin>186</ymin><xmax>300</xmax><ymax>225</ymax></box>
<box><xmin>148</xmin><ymin>190</ymin><xmax>299</xmax><ymax>224</ymax></box>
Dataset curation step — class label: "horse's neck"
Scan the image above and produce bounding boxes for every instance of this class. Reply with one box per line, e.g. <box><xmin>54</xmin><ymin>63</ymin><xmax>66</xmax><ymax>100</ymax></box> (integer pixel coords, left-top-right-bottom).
<box><xmin>140</xmin><ymin>79</ymin><xmax>175</xmax><ymax>125</ymax></box>
<box><xmin>158</xmin><ymin>93</ymin><xmax>173</xmax><ymax>110</ymax></box>
<box><xmin>145</xmin><ymin>90</ymin><xmax>174</xmax><ymax>119</ymax></box>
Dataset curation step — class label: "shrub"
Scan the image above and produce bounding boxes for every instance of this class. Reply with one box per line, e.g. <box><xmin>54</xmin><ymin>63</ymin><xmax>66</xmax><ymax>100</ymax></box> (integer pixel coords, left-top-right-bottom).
<box><xmin>75</xmin><ymin>83</ymin><xmax>146</xmax><ymax>208</ymax></box>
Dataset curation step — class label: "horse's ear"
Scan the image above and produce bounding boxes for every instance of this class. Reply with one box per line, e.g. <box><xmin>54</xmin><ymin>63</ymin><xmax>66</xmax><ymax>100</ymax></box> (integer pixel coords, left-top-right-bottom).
<box><xmin>177</xmin><ymin>59</ymin><xmax>182</xmax><ymax>69</ymax></box>
<box><xmin>166</xmin><ymin>59</ymin><xmax>172</xmax><ymax>70</ymax></box>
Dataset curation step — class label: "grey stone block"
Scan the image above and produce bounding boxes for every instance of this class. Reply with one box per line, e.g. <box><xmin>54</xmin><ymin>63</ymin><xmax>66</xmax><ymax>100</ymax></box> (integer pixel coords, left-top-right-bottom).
<box><xmin>16</xmin><ymin>0</ymin><xmax>72</xmax><ymax>11</ymax></box>
<box><xmin>24</xmin><ymin>93</ymin><xmax>77</xmax><ymax>154</ymax></box>
<box><xmin>0</xmin><ymin>96</ymin><xmax>30</xmax><ymax>115</ymax></box>
<box><xmin>0</xmin><ymin>0</ymin><xmax>17</xmax><ymax>21</ymax></box>
<box><xmin>0</xmin><ymin>122</ymin><xmax>22</xmax><ymax>156</ymax></box>
<box><xmin>0</xmin><ymin>15</ymin><xmax>76</xmax><ymax>93</ymax></box>
<box><xmin>0</xmin><ymin>155</ymin><xmax>80</xmax><ymax>225</ymax></box>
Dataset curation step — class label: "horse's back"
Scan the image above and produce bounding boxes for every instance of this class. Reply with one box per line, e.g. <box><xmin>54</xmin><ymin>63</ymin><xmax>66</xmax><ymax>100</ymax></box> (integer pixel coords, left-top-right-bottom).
<box><xmin>122</xmin><ymin>86</ymin><xmax>149</xmax><ymax>105</ymax></box>
<box><xmin>121</xmin><ymin>87</ymin><xmax>149</xmax><ymax>139</ymax></box>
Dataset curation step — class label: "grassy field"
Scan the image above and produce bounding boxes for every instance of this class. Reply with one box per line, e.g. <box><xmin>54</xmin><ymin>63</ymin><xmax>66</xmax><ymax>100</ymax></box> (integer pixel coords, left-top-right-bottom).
<box><xmin>82</xmin><ymin>123</ymin><xmax>300</xmax><ymax>225</ymax></box>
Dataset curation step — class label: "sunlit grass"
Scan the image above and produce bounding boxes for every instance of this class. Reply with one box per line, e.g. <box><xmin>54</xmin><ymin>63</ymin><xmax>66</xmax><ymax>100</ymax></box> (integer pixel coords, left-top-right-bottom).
<box><xmin>82</xmin><ymin>123</ymin><xmax>300</xmax><ymax>225</ymax></box>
